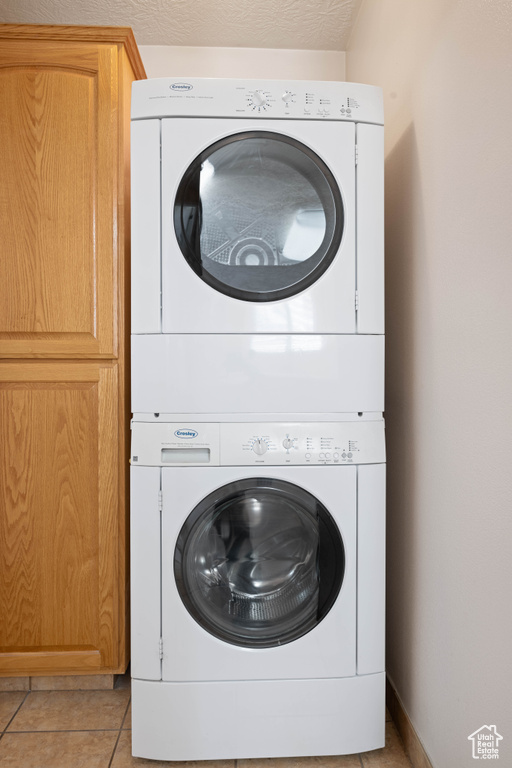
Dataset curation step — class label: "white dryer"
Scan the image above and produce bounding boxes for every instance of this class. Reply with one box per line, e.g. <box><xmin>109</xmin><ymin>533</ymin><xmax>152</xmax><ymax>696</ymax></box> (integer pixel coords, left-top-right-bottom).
<box><xmin>130</xmin><ymin>416</ymin><xmax>386</xmax><ymax>761</ymax></box>
<box><xmin>130</xmin><ymin>78</ymin><xmax>384</xmax><ymax>416</ymax></box>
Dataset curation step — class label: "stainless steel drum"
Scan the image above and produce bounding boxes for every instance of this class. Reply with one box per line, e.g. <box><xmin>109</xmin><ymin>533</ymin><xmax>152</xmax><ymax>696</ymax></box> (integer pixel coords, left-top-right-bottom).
<box><xmin>174</xmin><ymin>477</ymin><xmax>345</xmax><ymax>648</ymax></box>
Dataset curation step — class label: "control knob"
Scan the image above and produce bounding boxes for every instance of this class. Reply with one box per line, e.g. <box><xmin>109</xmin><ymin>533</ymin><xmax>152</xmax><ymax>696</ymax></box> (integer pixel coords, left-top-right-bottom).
<box><xmin>282</xmin><ymin>438</ymin><xmax>294</xmax><ymax>450</ymax></box>
<box><xmin>250</xmin><ymin>90</ymin><xmax>268</xmax><ymax>108</ymax></box>
<box><xmin>252</xmin><ymin>438</ymin><xmax>268</xmax><ymax>455</ymax></box>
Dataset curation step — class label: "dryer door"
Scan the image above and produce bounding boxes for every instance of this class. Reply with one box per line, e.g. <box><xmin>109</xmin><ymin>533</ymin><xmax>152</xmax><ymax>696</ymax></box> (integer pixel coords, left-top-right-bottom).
<box><xmin>173</xmin><ymin>477</ymin><xmax>344</xmax><ymax>649</ymax></box>
<box><xmin>174</xmin><ymin>132</ymin><xmax>343</xmax><ymax>303</ymax></box>
<box><xmin>160</xmin><ymin>118</ymin><xmax>356</xmax><ymax>334</ymax></box>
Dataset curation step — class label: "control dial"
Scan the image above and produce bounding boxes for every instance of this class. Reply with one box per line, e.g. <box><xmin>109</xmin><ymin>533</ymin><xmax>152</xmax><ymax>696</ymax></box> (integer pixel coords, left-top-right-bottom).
<box><xmin>282</xmin><ymin>91</ymin><xmax>296</xmax><ymax>105</ymax></box>
<box><xmin>282</xmin><ymin>438</ymin><xmax>294</xmax><ymax>450</ymax></box>
<box><xmin>252</xmin><ymin>438</ymin><xmax>268</xmax><ymax>455</ymax></box>
<box><xmin>248</xmin><ymin>90</ymin><xmax>270</xmax><ymax>110</ymax></box>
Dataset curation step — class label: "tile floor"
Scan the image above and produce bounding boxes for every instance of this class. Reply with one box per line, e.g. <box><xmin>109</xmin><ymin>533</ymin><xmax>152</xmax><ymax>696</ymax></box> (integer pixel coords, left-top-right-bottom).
<box><xmin>0</xmin><ymin>674</ymin><xmax>412</xmax><ymax>767</ymax></box>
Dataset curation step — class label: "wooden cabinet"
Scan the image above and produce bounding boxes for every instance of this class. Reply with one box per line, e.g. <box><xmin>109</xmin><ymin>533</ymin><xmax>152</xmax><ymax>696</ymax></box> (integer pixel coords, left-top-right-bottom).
<box><xmin>0</xmin><ymin>363</ymin><xmax>119</xmax><ymax>674</ymax></box>
<box><xmin>0</xmin><ymin>26</ymin><xmax>145</xmax><ymax>676</ymax></box>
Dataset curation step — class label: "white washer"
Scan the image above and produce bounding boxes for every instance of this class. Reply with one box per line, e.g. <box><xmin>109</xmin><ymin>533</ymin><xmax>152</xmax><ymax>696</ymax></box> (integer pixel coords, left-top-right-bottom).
<box><xmin>130</xmin><ymin>417</ymin><xmax>386</xmax><ymax>761</ymax></box>
<box><xmin>131</xmin><ymin>77</ymin><xmax>384</xmax><ymax>415</ymax></box>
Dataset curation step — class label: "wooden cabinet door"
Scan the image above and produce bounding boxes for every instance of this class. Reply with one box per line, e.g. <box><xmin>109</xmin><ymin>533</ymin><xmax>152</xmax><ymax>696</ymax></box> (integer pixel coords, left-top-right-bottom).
<box><xmin>0</xmin><ymin>362</ymin><xmax>123</xmax><ymax>674</ymax></box>
<box><xmin>0</xmin><ymin>41</ymin><xmax>118</xmax><ymax>358</ymax></box>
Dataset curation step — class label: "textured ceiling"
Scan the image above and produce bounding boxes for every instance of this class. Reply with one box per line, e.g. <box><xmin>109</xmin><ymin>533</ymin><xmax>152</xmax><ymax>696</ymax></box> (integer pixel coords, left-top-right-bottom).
<box><xmin>0</xmin><ymin>0</ymin><xmax>362</xmax><ymax>49</ymax></box>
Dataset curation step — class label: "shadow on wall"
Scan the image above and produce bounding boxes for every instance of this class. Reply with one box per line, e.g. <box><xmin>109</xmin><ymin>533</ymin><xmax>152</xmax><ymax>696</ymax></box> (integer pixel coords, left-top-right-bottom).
<box><xmin>385</xmin><ymin>121</ymin><xmax>427</xmax><ymax>705</ymax></box>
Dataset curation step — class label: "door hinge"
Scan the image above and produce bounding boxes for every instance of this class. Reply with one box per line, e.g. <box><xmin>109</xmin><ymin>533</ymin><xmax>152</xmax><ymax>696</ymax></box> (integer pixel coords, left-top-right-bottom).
<box><xmin>159</xmin><ymin>637</ymin><xmax>164</xmax><ymax>660</ymax></box>
<box><xmin>355</xmin><ymin>144</ymin><xmax>359</xmax><ymax>165</ymax></box>
<box><xmin>355</xmin><ymin>290</ymin><xmax>359</xmax><ymax>311</ymax></box>
<box><xmin>158</xmin><ymin>490</ymin><xmax>163</xmax><ymax>512</ymax></box>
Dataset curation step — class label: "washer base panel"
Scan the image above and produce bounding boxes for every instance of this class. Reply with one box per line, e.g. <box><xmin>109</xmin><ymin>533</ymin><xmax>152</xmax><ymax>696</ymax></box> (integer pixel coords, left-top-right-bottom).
<box><xmin>131</xmin><ymin>674</ymin><xmax>385</xmax><ymax>761</ymax></box>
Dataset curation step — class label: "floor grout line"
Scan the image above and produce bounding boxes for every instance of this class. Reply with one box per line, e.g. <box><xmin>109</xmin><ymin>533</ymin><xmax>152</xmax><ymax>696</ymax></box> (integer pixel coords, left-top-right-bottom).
<box><xmin>119</xmin><ymin>696</ymin><xmax>131</xmax><ymax>731</ymax></box>
<box><xmin>107</xmin><ymin>728</ymin><xmax>124</xmax><ymax>768</ymax></box>
<box><xmin>2</xmin><ymin>690</ymin><xmax>30</xmax><ymax>734</ymax></box>
<box><xmin>107</xmin><ymin>696</ymin><xmax>131</xmax><ymax>768</ymax></box>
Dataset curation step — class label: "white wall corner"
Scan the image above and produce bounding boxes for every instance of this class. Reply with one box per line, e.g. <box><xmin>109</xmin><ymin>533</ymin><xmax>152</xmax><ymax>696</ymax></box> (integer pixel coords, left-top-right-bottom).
<box><xmin>138</xmin><ymin>45</ymin><xmax>345</xmax><ymax>81</ymax></box>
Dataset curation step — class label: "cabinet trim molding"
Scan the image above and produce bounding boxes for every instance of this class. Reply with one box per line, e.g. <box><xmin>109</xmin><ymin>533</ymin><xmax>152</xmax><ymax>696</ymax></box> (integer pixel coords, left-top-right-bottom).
<box><xmin>0</xmin><ymin>24</ymin><xmax>146</xmax><ymax>80</ymax></box>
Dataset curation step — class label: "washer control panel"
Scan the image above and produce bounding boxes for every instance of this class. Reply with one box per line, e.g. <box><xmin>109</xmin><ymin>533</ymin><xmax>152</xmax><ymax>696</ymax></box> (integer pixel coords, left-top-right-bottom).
<box><xmin>131</xmin><ymin>421</ymin><xmax>385</xmax><ymax>466</ymax></box>
<box><xmin>223</xmin><ymin>422</ymin><xmax>385</xmax><ymax>465</ymax></box>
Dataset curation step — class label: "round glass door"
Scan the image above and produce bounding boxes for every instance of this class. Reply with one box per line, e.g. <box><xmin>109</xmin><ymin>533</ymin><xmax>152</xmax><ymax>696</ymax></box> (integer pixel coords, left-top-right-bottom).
<box><xmin>174</xmin><ymin>478</ymin><xmax>345</xmax><ymax>648</ymax></box>
<box><xmin>174</xmin><ymin>132</ymin><xmax>344</xmax><ymax>302</ymax></box>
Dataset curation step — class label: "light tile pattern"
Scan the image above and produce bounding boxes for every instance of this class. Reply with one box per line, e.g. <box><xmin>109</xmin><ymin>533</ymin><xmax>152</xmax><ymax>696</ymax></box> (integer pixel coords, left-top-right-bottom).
<box><xmin>7</xmin><ymin>689</ymin><xmax>130</xmax><ymax>732</ymax></box>
<box><xmin>0</xmin><ymin>731</ymin><xmax>118</xmax><ymax>768</ymax></box>
<box><xmin>0</xmin><ymin>674</ymin><xmax>412</xmax><ymax>768</ymax></box>
<box><xmin>0</xmin><ymin>679</ymin><xmax>30</xmax><ymax>692</ymax></box>
<box><xmin>29</xmin><ymin>674</ymin><xmax>115</xmax><ymax>691</ymax></box>
<box><xmin>0</xmin><ymin>693</ymin><xmax>26</xmax><ymax>731</ymax></box>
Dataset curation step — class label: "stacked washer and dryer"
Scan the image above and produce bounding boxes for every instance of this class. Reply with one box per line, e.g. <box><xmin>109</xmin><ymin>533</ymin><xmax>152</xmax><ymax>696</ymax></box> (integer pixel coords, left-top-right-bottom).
<box><xmin>130</xmin><ymin>78</ymin><xmax>385</xmax><ymax>762</ymax></box>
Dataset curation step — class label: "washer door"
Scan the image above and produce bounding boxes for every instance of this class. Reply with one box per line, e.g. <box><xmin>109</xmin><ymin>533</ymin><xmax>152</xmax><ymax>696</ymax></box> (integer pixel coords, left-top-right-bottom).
<box><xmin>174</xmin><ymin>477</ymin><xmax>345</xmax><ymax>648</ymax></box>
<box><xmin>174</xmin><ymin>132</ymin><xmax>344</xmax><ymax>302</ymax></box>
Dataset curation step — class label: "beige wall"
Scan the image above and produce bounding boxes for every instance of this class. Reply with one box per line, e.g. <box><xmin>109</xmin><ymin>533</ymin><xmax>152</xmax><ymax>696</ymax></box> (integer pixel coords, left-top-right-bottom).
<box><xmin>139</xmin><ymin>45</ymin><xmax>345</xmax><ymax>80</ymax></box>
<box><xmin>347</xmin><ymin>1</ymin><xmax>512</xmax><ymax>766</ymax></box>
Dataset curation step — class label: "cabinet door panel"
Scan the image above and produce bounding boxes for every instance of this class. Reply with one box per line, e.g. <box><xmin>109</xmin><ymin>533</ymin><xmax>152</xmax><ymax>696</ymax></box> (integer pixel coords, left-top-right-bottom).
<box><xmin>0</xmin><ymin>42</ymin><xmax>117</xmax><ymax>358</ymax></box>
<box><xmin>0</xmin><ymin>363</ymin><xmax>119</xmax><ymax>673</ymax></box>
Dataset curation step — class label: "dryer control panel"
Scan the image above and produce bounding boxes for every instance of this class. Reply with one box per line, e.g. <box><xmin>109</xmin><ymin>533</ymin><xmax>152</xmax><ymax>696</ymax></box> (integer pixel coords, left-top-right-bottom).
<box><xmin>131</xmin><ymin>420</ymin><xmax>385</xmax><ymax>466</ymax></box>
<box><xmin>131</xmin><ymin>78</ymin><xmax>384</xmax><ymax>125</ymax></box>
